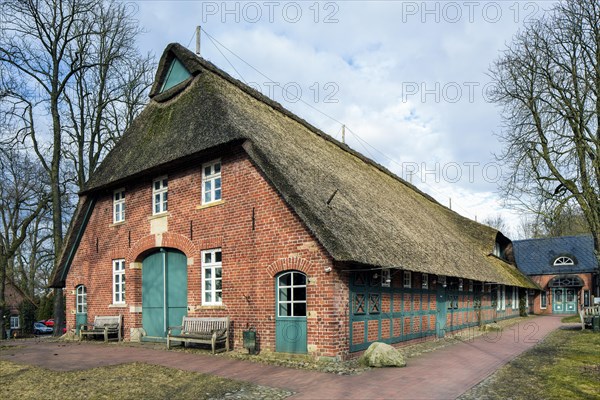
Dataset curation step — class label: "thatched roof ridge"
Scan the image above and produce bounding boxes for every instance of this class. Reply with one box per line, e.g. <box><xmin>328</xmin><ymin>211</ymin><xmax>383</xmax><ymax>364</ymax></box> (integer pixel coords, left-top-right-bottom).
<box><xmin>55</xmin><ymin>43</ymin><xmax>537</xmax><ymax>289</ymax></box>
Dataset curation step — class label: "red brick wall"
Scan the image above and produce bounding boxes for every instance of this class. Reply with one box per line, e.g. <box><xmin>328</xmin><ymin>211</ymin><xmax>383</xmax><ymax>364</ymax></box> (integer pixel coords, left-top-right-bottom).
<box><xmin>529</xmin><ymin>273</ymin><xmax>594</xmax><ymax>315</ymax></box>
<box><xmin>65</xmin><ymin>148</ymin><xmax>349</xmax><ymax>358</ymax></box>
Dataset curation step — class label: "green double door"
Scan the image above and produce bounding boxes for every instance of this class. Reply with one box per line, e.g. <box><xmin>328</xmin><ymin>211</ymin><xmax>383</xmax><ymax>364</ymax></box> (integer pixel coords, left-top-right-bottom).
<box><xmin>552</xmin><ymin>288</ymin><xmax>577</xmax><ymax>314</ymax></box>
<box><xmin>142</xmin><ymin>249</ymin><xmax>187</xmax><ymax>339</ymax></box>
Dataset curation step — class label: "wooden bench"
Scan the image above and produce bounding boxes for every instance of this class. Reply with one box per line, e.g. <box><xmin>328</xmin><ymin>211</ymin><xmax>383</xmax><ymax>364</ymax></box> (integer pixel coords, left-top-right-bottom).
<box><xmin>579</xmin><ymin>305</ymin><xmax>600</xmax><ymax>330</ymax></box>
<box><xmin>79</xmin><ymin>315</ymin><xmax>122</xmax><ymax>342</ymax></box>
<box><xmin>167</xmin><ymin>316</ymin><xmax>230</xmax><ymax>354</ymax></box>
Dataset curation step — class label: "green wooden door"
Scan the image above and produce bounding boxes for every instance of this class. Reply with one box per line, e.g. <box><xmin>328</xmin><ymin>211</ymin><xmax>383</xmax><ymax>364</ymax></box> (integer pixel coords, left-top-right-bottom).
<box><xmin>552</xmin><ymin>288</ymin><xmax>578</xmax><ymax>314</ymax></box>
<box><xmin>565</xmin><ymin>289</ymin><xmax>577</xmax><ymax>313</ymax></box>
<box><xmin>552</xmin><ymin>288</ymin><xmax>564</xmax><ymax>313</ymax></box>
<box><xmin>142</xmin><ymin>249</ymin><xmax>187</xmax><ymax>339</ymax></box>
<box><xmin>75</xmin><ymin>285</ymin><xmax>87</xmax><ymax>334</ymax></box>
<box><xmin>166</xmin><ymin>251</ymin><xmax>188</xmax><ymax>331</ymax></box>
<box><xmin>275</xmin><ymin>271</ymin><xmax>307</xmax><ymax>353</ymax></box>
<box><xmin>436</xmin><ymin>284</ymin><xmax>447</xmax><ymax>338</ymax></box>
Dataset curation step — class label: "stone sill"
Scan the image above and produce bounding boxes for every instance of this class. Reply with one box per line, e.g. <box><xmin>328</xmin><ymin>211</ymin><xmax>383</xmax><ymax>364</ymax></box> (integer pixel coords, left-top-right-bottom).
<box><xmin>109</xmin><ymin>304</ymin><xmax>128</xmax><ymax>308</ymax></box>
<box><xmin>196</xmin><ymin>200</ymin><xmax>225</xmax><ymax>210</ymax></box>
<box><xmin>147</xmin><ymin>212</ymin><xmax>170</xmax><ymax>220</ymax></box>
<box><xmin>196</xmin><ymin>305</ymin><xmax>227</xmax><ymax>311</ymax></box>
<box><xmin>109</xmin><ymin>221</ymin><xmax>126</xmax><ymax>228</ymax></box>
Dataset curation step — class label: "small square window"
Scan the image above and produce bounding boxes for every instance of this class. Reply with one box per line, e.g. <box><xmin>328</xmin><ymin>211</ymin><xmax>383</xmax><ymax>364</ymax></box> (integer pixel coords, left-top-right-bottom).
<box><xmin>10</xmin><ymin>316</ymin><xmax>20</xmax><ymax>329</ymax></box>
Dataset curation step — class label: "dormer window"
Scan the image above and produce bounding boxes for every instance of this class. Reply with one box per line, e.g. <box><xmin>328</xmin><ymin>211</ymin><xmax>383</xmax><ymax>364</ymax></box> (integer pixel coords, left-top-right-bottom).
<box><xmin>553</xmin><ymin>256</ymin><xmax>574</xmax><ymax>266</ymax></box>
<box><xmin>493</xmin><ymin>242</ymin><xmax>502</xmax><ymax>257</ymax></box>
<box><xmin>160</xmin><ymin>58</ymin><xmax>191</xmax><ymax>93</ymax></box>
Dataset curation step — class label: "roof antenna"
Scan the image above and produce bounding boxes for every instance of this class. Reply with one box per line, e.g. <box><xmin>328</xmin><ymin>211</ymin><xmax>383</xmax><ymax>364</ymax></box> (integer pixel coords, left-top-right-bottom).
<box><xmin>196</xmin><ymin>26</ymin><xmax>201</xmax><ymax>56</ymax></box>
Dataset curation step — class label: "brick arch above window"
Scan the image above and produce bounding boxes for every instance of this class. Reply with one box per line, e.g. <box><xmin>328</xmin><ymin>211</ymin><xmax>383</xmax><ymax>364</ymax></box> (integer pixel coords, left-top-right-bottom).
<box><xmin>266</xmin><ymin>257</ymin><xmax>313</xmax><ymax>278</ymax></box>
<box><xmin>128</xmin><ymin>232</ymin><xmax>197</xmax><ymax>263</ymax></box>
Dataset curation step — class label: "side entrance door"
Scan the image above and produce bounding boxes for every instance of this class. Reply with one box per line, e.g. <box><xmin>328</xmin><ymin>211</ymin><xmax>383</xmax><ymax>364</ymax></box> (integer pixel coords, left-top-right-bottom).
<box><xmin>436</xmin><ymin>284</ymin><xmax>447</xmax><ymax>338</ymax></box>
<box><xmin>275</xmin><ymin>271</ymin><xmax>307</xmax><ymax>353</ymax></box>
<box><xmin>142</xmin><ymin>249</ymin><xmax>187</xmax><ymax>339</ymax></box>
<box><xmin>75</xmin><ymin>285</ymin><xmax>87</xmax><ymax>334</ymax></box>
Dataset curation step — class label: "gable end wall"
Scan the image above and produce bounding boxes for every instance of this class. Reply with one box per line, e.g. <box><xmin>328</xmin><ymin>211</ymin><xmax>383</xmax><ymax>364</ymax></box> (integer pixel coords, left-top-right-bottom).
<box><xmin>65</xmin><ymin>148</ymin><xmax>349</xmax><ymax>358</ymax></box>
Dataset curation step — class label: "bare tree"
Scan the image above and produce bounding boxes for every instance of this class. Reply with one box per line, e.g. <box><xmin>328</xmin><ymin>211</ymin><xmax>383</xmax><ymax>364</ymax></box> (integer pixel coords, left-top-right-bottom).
<box><xmin>0</xmin><ymin>0</ymin><xmax>154</xmax><ymax>335</ymax></box>
<box><xmin>482</xmin><ymin>214</ymin><xmax>510</xmax><ymax>236</ymax></box>
<box><xmin>490</xmin><ymin>0</ymin><xmax>600</xmax><ymax>271</ymax></box>
<box><xmin>62</xmin><ymin>2</ymin><xmax>155</xmax><ymax>189</ymax></box>
<box><xmin>0</xmin><ymin>148</ymin><xmax>49</xmax><ymax>338</ymax></box>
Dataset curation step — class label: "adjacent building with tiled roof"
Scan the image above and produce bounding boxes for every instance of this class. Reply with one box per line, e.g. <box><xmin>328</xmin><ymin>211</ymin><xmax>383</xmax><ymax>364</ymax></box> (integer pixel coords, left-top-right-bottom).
<box><xmin>514</xmin><ymin>235</ymin><xmax>599</xmax><ymax>315</ymax></box>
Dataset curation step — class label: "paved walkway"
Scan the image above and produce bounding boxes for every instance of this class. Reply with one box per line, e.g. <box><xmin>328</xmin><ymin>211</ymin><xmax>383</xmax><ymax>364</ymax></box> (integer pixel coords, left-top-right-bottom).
<box><xmin>0</xmin><ymin>316</ymin><xmax>565</xmax><ymax>399</ymax></box>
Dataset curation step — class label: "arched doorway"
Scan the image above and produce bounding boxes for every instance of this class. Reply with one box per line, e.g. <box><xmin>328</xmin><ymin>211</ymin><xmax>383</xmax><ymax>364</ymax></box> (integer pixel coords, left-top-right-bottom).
<box><xmin>549</xmin><ymin>275</ymin><xmax>583</xmax><ymax>314</ymax></box>
<box><xmin>142</xmin><ymin>248</ymin><xmax>187</xmax><ymax>339</ymax></box>
<box><xmin>275</xmin><ymin>271</ymin><xmax>307</xmax><ymax>353</ymax></box>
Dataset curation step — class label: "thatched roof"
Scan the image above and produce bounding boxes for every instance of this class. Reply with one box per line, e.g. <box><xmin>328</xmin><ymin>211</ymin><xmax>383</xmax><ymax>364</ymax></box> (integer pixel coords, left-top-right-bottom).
<box><xmin>51</xmin><ymin>43</ymin><xmax>537</xmax><ymax>289</ymax></box>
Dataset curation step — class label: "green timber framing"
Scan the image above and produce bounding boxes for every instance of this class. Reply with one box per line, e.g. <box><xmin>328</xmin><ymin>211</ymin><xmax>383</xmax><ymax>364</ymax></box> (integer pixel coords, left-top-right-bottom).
<box><xmin>349</xmin><ymin>270</ymin><xmax>523</xmax><ymax>352</ymax></box>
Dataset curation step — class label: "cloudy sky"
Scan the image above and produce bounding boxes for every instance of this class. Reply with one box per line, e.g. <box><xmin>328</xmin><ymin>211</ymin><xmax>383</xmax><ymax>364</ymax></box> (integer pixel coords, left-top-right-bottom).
<box><xmin>133</xmin><ymin>0</ymin><xmax>556</xmax><ymax>238</ymax></box>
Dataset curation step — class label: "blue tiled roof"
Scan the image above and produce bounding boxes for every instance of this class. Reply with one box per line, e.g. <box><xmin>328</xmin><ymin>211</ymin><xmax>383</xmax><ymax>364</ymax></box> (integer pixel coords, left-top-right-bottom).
<box><xmin>513</xmin><ymin>235</ymin><xmax>598</xmax><ymax>276</ymax></box>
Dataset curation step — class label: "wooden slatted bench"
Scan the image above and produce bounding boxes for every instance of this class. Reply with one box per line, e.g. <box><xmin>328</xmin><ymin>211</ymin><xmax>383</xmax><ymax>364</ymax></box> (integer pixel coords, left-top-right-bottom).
<box><xmin>167</xmin><ymin>316</ymin><xmax>230</xmax><ymax>354</ymax></box>
<box><xmin>579</xmin><ymin>305</ymin><xmax>600</xmax><ymax>330</ymax></box>
<box><xmin>79</xmin><ymin>315</ymin><xmax>122</xmax><ymax>342</ymax></box>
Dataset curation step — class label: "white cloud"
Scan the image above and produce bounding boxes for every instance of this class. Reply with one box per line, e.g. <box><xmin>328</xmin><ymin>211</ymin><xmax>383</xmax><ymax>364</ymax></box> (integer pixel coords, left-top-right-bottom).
<box><xmin>133</xmin><ymin>0</ymin><xmax>557</xmax><ymax>237</ymax></box>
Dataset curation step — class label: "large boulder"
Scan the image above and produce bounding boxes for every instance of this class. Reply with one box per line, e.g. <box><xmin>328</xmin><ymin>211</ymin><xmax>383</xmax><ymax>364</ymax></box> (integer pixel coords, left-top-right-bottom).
<box><xmin>359</xmin><ymin>342</ymin><xmax>406</xmax><ymax>368</ymax></box>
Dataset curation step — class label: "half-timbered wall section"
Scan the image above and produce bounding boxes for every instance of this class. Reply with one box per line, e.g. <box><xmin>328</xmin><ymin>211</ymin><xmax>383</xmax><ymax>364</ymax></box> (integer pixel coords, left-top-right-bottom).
<box><xmin>349</xmin><ymin>271</ymin><xmax>521</xmax><ymax>351</ymax></box>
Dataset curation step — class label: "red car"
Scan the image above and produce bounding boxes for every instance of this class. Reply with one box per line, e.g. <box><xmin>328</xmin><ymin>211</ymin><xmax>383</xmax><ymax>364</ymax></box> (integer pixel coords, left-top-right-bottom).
<box><xmin>43</xmin><ymin>319</ymin><xmax>54</xmax><ymax>327</ymax></box>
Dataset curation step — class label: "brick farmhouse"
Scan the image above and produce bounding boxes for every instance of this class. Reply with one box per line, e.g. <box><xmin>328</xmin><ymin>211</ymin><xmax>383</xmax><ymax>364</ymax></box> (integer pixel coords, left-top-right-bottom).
<box><xmin>51</xmin><ymin>43</ymin><xmax>538</xmax><ymax>359</ymax></box>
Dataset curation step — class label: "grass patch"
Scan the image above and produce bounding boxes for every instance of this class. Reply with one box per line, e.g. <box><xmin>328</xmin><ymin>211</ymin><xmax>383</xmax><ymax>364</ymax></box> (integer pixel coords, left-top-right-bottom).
<box><xmin>561</xmin><ymin>315</ymin><xmax>581</xmax><ymax>323</ymax></box>
<box><xmin>460</xmin><ymin>328</ymin><xmax>600</xmax><ymax>400</ymax></box>
<box><xmin>0</xmin><ymin>361</ymin><xmax>289</xmax><ymax>399</ymax></box>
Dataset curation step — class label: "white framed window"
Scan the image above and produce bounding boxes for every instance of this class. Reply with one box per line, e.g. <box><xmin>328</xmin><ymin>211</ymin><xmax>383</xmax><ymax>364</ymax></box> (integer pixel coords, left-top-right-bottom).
<box><xmin>202</xmin><ymin>160</ymin><xmax>222</xmax><ymax>204</ymax></box>
<box><xmin>497</xmin><ymin>285</ymin><xmax>506</xmax><ymax>311</ymax></box>
<box><xmin>458</xmin><ymin>278</ymin><xmax>464</xmax><ymax>291</ymax></box>
<box><xmin>76</xmin><ymin>285</ymin><xmax>87</xmax><ymax>313</ymax></box>
<box><xmin>512</xmin><ymin>287</ymin><xmax>518</xmax><ymax>308</ymax></box>
<box><xmin>113</xmin><ymin>188</ymin><xmax>125</xmax><ymax>223</ymax></box>
<box><xmin>540</xmin><ymin>290</ymin><xmax>547</xmax><ymax>309</ymax></box>
<box><xmin>10</xmin><ymin>316</ymin><xmax>19</xmax><ymax>329</ymax></box>
<box><xmin>113</xmin><ymin>259</ymin><xmax>126</xmax><ymax>304</ymax></box>
<box><xmin>468</xmin><ymin>280</ymin><xmax>473</xmax><ymax>292</ymax></box>
<box><xmin>152</xmin><ymin>176</ymin><xmax>168</xmax><ymax>215</ymax></box>
<box><xmin>403</xmin><ymin>271</ymin><xmax>412</xmax><ymax>288</ymax></box>
<box><xmin>421</xmin><ymin>273</ymin><xmax>428</xmax><ymax>289</ymax></box>
<box><xmin>493</xmin><ymin>242</ymin><xmax>501</xmax><ymax>257</ymax></box>
<box><xmin>553</xmin><ymin>256</ymin><xmax>574</xmax><ymax>266</ymax></box>
<box><xmin>202</xmin><ymin>249</ymin><xmax>222</xmax><ymax>305</ymax></box>
<box><xmin>277</xmin><ymin>271</ymin><xmax>307</xmax><ymax>317</ymax></box>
